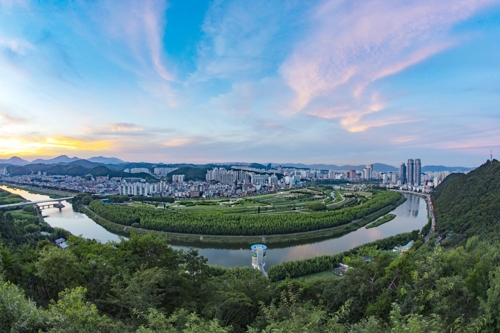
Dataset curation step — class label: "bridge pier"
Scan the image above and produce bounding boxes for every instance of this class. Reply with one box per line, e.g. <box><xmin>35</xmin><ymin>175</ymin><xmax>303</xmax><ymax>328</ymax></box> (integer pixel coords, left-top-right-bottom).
<box><xmin>54</xmin><ymin>202</ymin><xmax>65</xmax><ymax>212</ymax></box>
<box><xmin>35</xmin><ymin>205</ymin><xmax>43</xmax><ymax>224</ymax></box>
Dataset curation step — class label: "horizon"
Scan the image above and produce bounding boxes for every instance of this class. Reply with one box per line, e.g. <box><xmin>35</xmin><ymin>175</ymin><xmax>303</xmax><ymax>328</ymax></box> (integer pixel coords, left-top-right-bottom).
<box><xmin>0</xmin><ymin>154</ymin><xmax>482</xmax><ymax>168</ymax></box>
<box><xmin>1</xmin><ymin>1</ymin><xmax>500</xmax><ymax>166</ymax></box>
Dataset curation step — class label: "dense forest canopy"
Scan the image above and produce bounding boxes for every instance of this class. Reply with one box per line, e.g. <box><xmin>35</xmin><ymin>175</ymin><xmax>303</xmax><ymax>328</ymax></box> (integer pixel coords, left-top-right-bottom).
<box><xmin>2</xmin><ymin>161</ymin><xmax>500</xmax><ymax>332</ymax></box>
<box><xmin>432</xmin><ymin>159</ymin><xmax>500</xmax><ymax>240</ymax></box>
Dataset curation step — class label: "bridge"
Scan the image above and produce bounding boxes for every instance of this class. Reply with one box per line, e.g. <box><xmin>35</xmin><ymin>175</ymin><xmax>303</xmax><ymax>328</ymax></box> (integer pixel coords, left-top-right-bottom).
<box><xmin>0</xmin><ymin>197</ymin><xmax>74</xmax><ymax>211</ymax></box>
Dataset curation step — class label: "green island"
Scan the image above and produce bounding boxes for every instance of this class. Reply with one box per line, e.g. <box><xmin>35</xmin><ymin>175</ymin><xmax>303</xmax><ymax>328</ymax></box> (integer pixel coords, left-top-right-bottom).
<box><xmin>2</xmin><ymin>160</ymin><xmax>500</xmax><ymax>332</ymax></box>
<box><xmin>71</xmin><ymin>188</ymin><xmax>403</xmax><ymax>243</ymax></box>
<box><xmin>365</xmin><ymin>213</ymin><xmax>396</xmax><ymax>229</ymax></box>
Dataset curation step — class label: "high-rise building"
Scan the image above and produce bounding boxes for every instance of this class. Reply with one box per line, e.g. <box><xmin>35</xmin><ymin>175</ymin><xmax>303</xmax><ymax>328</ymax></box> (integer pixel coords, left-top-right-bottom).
<box><xmin>391</xmin><ymin>173</ymin><xmax>398</xmax><ymax>184</ymax></box>
<box><xmin>364</xmin><ymin>164</ymin><xmax>373</xmax><ymax>180</ymax></box>
<box><xmin>172</xmin><ymin>174</ymin><xmax>185</xmax><ymax>182</ymax></box>
<box><xmin>407</xmin><ymin>159</ymin><xmax>414</xmax><ymax>185</ymax></box>
<box><xmin>414</xmin><ymin>158</ymin><xmax>421</xmax><ymax>185</ymax></box>
<box><xmin>399</xmin><ymin>163</ymin><xmax>407</xmax><ymax>184</ymax></box>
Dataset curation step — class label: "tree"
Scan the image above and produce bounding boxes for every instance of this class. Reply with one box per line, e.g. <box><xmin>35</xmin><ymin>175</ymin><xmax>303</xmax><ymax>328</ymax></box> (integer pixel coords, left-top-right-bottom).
<box><xmin>35</xmin><ymin>247</ymin><xmax>82</xmax><ymax>301</ymax></box>
<box><xmin>135</xmin><ymin>308</ymin><xmax>231</xmax><ymax>333</ymax></box>
<box><xmin>46</xmin><ymin>287</ymin><xmax>107</xmax><ymax>332</ymax></box>
<box><xmin>0</xmin><ymin>279</ymin><xmax>46</xmax><ymax>332</ymax></box>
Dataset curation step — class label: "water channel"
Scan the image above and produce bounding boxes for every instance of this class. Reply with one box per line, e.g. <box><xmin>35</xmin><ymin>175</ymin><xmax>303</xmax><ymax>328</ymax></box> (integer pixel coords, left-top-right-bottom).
<box><xmin>1</xmin><ymin>185</ymin><xmax>427</xmax><ymax>268</ymax></box>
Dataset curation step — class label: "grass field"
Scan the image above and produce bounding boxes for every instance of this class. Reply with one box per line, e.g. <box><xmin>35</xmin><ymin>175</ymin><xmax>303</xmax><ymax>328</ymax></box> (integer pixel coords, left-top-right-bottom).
<box><xmin>295</xmin><ymin>270</ymin><xmax>340</xmax><ymax>280</ymax></box>
<box><xmin>144</xmin><ymin>187</ymin><xmax>361</xmax><ymax>215</ymax></box>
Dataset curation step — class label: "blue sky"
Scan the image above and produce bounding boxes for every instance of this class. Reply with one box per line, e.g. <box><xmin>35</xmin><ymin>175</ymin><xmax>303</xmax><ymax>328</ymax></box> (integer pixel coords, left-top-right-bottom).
<box><xmin>1</xmin><ymin>0</ymin><xmax>499</xmax><ymax>166</ymax></box>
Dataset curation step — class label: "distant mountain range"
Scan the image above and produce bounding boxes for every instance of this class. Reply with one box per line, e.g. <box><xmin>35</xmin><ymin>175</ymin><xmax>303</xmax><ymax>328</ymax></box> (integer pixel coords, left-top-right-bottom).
<box><xmin>0</xmin><ymin>155</ymin><xmax>476</xmax><ymax>174</ymax></box>
<box><xmin>280</xmin><ymin>163</ymin><xmax>398</xmax><ymax>172</ymax></box>
<box><xmin>3</xmin><ymin>160</ymin><xmax>157</xmax><ymax>182</ymax></box>
<box><xmin>0</xmin><ymin>155</ymin><xmax>126</xmax><ymax>166</ymax></box>
<box><xmin>31</xmin><ymin>155</ymin><xmax>81</xmax><ymax>165</ymax></box>
<box><xmin>421</xmin><ymin>165</ymin><xmax>475</xmax><ymax>172</ymax></box>
<box><xmin>279</xmin><ymin>163</ymin><xmax>475</xmax><ymax>173</ymax></box>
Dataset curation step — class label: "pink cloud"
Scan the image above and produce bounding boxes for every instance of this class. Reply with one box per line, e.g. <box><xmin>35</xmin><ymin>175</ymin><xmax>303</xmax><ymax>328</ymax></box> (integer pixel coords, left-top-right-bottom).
<box><xmin>280</xmin><ymin>0</ymin><xmax>497</xmax><ymax>130</ymax></box>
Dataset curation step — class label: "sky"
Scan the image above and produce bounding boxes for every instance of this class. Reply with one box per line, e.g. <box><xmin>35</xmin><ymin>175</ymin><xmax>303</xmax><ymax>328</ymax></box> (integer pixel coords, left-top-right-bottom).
<box><xmin>1</xmin><ymin>0</ymin><xmax>500</xmax><ymax>167</ymax></box>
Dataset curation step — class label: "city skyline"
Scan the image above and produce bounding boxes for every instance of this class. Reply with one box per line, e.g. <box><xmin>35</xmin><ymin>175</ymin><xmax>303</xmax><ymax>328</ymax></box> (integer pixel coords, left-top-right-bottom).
<box><xmin>0</xmin><ymin>153</ymin><xmax>478</xmax><ymax>171</ymax></box>
<box><xmin>1</xmin><ymin>1</ymin><xmax>500</xmax><ymax>166</ymax></box>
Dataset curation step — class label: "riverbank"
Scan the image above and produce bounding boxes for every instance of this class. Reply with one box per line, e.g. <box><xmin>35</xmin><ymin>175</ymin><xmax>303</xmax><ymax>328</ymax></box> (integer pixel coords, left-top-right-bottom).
<box><xmin>366</xmin><ymin>214</ymin><xmax>396</xmax><ymax>229</ymax></box>
<box><xmin>0</xmin><ymin>182</ymin><xmax>76</xmax><ymax>198</ymax></box>
<box><xmin>0</xmin><ymin>185</ymin><xmax>428</xmax><ymax>268</ymax></box>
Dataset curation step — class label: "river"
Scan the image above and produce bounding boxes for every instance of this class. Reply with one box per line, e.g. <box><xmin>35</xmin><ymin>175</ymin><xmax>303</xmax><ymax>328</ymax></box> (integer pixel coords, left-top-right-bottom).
<box><xmin>0</xmin><ymin>185</ymin><xmax>427</xmax><ymax>268</ymax></box>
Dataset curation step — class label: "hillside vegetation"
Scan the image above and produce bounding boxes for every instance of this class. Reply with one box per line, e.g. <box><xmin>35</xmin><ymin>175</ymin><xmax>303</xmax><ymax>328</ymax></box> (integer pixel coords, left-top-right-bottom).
<box><xmin>432</xmin><ymin>159</ymin><xmax>500</xmax><ymax>240</ymax></box>
<box><xmin>6</xmin><ymin>163</ymin><xmax>156</xmax><ymax>181</ymax></box>
<box><xmin>167</xmin><ymin>166</ymin><xmax>215</xmax><ymax>181</ymax></box>
<box><xmin>3</xmin><ymin>163</ymin><xmax>500</xmax><ymax>332</ymax></box>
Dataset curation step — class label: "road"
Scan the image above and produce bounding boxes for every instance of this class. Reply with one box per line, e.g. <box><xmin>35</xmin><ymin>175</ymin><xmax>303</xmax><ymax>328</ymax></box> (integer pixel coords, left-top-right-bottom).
<box><xmin>393</xmin><ymin>190</ymin><xmax>436</xmax><ymax>242</ymax></box>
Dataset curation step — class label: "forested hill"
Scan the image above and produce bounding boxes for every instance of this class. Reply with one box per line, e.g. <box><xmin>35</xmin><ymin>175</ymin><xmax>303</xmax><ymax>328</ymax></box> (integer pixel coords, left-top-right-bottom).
<box><xmin>6</xmin><ymin>162</ymin><xmax>500</xmax><ymax>332</ymax></box>
<box><xmin>433</xmin><ymin>159</ymin><xmax>500</xmax><ymax>240</ymax></box>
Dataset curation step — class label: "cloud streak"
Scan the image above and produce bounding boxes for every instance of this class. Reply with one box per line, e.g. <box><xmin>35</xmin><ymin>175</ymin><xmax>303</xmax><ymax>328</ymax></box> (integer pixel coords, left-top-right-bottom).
<box><xmin>0</xmin><ymin>0</ymin><xmax>499</xmax><ymax>166</ymax></box>
<box><xmin>0</xmin><ymin>136</ymin><xmax>112</xmax><ymax>156</ymax></box>
<box><xmin>280</xmin><ymin>0</ymin><xmax>497</xmax><ymax>131</ymax></box>
<box><xmin>81</xmin><ymin>0</ymin><xmax>173</xmax><ymax>82</ymax></box>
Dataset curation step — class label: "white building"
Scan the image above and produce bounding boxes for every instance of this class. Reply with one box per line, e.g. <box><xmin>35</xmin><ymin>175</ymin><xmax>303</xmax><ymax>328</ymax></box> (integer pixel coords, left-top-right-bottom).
<box><xmin>172</xmin><ymin>174</ymin><xmax>185</xmax><ymax>182</ymax></box>
<box><xmin>153</xmin><ymin>167</ymin><xmax>178</xmax><ymax>176</ymax></box>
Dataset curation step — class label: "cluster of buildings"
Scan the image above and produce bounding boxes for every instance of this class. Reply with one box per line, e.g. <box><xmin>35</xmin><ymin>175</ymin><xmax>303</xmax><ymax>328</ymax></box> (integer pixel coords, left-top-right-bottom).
<box><xmin>0</xmin><ymin>174</ymin><xmax>122</xmax><ymax>194</ymax></box>
<box><xmin>116</xmin><ymin>166</ymin><xmax>309</xmax><ymax>198</ymax></box>
<box><xmin>123</xmin><ymin>167</ymin><xmax>179</xmax><ymax>177</ymax></box>
<box><xmin>206</xmin><ymin>168</ymin><xmax>281</xmax><ymax>186</ymax></box>
<box><xmin>0</xmin><ymin>160</ymin><xmax>464</xmax><ymax>198</ymax></box>
<box><xmin>398</xmin><ymin>158</ymin><xmax>422</xmax><ymax>186</ymax></box>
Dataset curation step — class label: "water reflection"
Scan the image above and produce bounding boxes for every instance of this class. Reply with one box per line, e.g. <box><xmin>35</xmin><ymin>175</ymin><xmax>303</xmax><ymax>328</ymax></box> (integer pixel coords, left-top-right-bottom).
<box><xmin>1</xmin><ymin>186</ymin><xmax>427</xmax><ymax>269</ymax></box>
<box><xmin>405</xmin><ymin>194</ymin><xmax>420</xmax><ymax>218</ymax></box>
<box><xmin>172</xmin><ymin>193</ymin><xmax>428</xmax><ymax>268</ymax></box>
<box><xmin>0</xmin><ymin>185</ymin><xmax>122</xmax><ymax>243</ymax></box>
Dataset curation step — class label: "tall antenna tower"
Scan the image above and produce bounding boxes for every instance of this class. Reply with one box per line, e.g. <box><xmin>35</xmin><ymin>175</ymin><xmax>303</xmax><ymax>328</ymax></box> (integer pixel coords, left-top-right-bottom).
<box><xmin>491</xmin><ymin>150</ymin><xmax>493</xmax><ymax>162</ymax></box>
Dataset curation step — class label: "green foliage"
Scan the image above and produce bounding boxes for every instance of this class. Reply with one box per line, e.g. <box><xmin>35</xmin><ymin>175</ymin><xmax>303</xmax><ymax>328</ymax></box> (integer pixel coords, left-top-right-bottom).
<box><xmin>135</xmin><ymin>308</ymin><xmax>232</xmax><ymax>333</ymax></box>
<box><xmin>421</xmin><ymin>217</ymin><xmax>432</xmax><ymax>236</ymax></box>
<box><xmin>46</xmin><ymin>287</ymin><xmax>108</xmax><ymax>332</ymax></box>
<box><xmin>88</xmin><ymin>191</ymin><xmax>403</xmax><ymax>236</ymax></box>
<box><xmin>268</xmin><ymin>230</ymin><xmax>419</xmax><ymax>281</ymax></box>
<box><xmin>0</xmin><ymin>279</ymin><xmax>45</xmax><ymax>332</ymax></box>
<box><xmin>131</xmin><ymin>196</ymin><xmax>175</xmax><ymax>203</ymax></box>
<box><xmin>432</xmin><ymin>160</ymin><xmax>500</xmax><ymax>241</ymax></box>
<box><xmin>365</xmin><ymin>214</ymin><xmax>396</xmax><ymax>229</ymax></box>
<box><xmin>168</xmin><ymin>166</ymin><xmax>214</xmax><ymax>182</ymax></box>
<box><xmin>308</xmin><ymin>202</ymin><xmax>327</xmax><ymax>211</ymax></box>
<box><xmin>35</xmin><ymin>247</ymin><xmax>83</xmax><ymax>300</ymax></box>
<box><xmin>0</xmin><ymin>188</ymin><xmax>25</xmax><ymax>205</ymax></box>
<box><xmin>3</xmin><ymin>163</ymin><xmax>500</xmax><ymax>332</ymax></box>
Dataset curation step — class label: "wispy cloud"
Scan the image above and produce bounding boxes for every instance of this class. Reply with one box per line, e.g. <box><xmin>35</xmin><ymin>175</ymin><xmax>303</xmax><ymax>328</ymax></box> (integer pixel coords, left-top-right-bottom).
<box><xmin>194</xmin><ymin>0</ymin><xmax>297</xmax><ymax>80</ymax></box>
<box><xmin>81</xmin><ymin>0</ymin><xmax>173</xmax><ymax>82</ymax></box>
<box><xmin>163</xmin><ymin>138</ymin><xmax>198</xmax><ymax>147</ymax></box>
<box><xmin>107</xmin><ymin>123</ymin><xmax>143</xmax><ymax>132</ymax></box>
<box><xmin>0</xmin><ymin>37</ymin><xmax>33</xmax><ymax>55</ymax></box>
<box><xmin>0</xmin><ymin>110</ymin><xmax>25</xmax><ymax>125</ymax></box>
<box><xmin>280</xmin><ymin>0</ymin><xmax>497</xmax><ymax>131</ymax></box>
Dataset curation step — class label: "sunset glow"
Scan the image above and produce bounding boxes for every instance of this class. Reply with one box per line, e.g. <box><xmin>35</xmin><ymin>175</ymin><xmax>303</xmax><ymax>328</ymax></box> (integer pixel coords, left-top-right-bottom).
<box><xmin>0</xmin><ymin>0</ymin><xmax>499</xmax><ymax>165</ymax></box>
